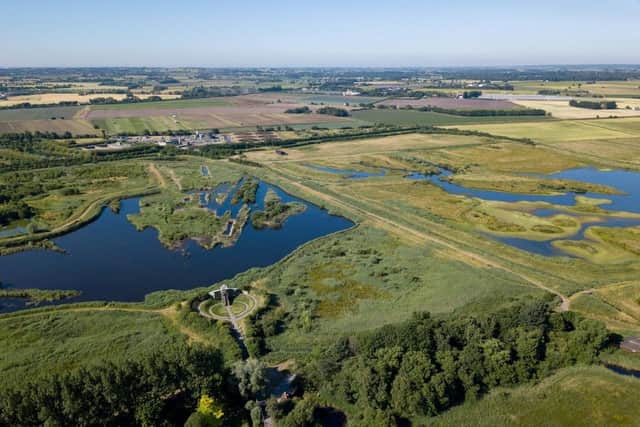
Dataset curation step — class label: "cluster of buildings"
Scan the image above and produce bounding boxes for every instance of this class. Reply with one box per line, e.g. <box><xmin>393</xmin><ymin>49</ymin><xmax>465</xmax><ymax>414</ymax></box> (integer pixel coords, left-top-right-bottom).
<box><xmin>81</xmin><ymin>131</ymin><xmax>233</xmax><ymax>152</ymax></box>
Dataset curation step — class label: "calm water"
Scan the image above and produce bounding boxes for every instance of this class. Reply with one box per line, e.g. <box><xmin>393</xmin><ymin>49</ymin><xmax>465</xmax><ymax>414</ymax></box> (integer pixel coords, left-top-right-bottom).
<box><xmin>0</xmin><ymin>182</ymin><xmax>352</xmax><ymax>312</ymax></box>
<box><xmin>305</xmin><ymin>164</ymin><xmax>387</xmax><ymax>179</ymax></box>
<box><xmin>0</xmin><ymin>225</ymin><xmax>27</xmax><ymax>238</ymax></box>
<box><xmin>307</xmin><ymin>164</ymin><xmax>640</xmax><ymax>257</ymax></box>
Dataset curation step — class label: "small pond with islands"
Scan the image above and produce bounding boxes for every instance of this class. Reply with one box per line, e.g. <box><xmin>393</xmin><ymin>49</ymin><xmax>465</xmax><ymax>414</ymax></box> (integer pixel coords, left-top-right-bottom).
<box><xmin>305</xmin><ymin>164</ymin><xmax>640</xmax><ymax>257</ymax></box>
<box><xmin>0</xmin><ymin>181</ymin><xmax>353</xmax><ymax>313</ymax></box>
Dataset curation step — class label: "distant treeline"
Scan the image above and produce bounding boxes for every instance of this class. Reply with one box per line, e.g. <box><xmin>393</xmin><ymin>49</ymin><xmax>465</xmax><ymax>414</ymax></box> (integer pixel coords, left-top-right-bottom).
<box><xmin>0</xmin><ymin>94</ymin><xmax>164</xmax><ymax>110</ymax></box>
<box><xmin>284</xmin><ymin>106</ymin><xmax>311</xmax><ymax>114</ymax></box>
<box><xmin>569</xmin><ymin>99</ymin><xmax>617</xmax><ymax>110</ymax></box>
<box><xmin>181</xmin><ymin>85</ymin><xmax>250</xmax><ymax>99</ymax></box>
<box><xmin>383</xmin><ymin>104</ymin><xmax>547</xmax><ymax>117</ymax></box>
<box><xmin>438</xmin><ymin>68</ymin><xmax>640</xmax><ymax>82</ymax></box>
<box><xmin>0</xmin><ymin>101</ymin><xmax>81</xmax><ymax>110</ymax></box>
<box><xmin>316</xmin><ymin>106</ymin><xmax>350</xmax><ymax>117</ymax></box>
<box><xmin>462</xmin><ymin>90</ymin><xmax>482</xmax><ymax>98</ymax></box>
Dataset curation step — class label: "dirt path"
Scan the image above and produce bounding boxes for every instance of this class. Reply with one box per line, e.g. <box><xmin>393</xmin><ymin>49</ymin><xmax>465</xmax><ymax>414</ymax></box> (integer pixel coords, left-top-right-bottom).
<box><xmin>74</xmin><ymin>106</ymin><xmax>91</xmax><ymax>120</ymax></box>
<box><xmin>167</xmin><ymin>169</ymin><xmax>183</xmax><ymax>190</ymax></box>
<box><xmin>148</xmin><ymin>163</ymin><xmax>167</xmax><ymax>188</ymax></box>
<box><xmin>278</xmin><ymin>173</ymin><xmax>571</xmax><ymax>311</ymax></box>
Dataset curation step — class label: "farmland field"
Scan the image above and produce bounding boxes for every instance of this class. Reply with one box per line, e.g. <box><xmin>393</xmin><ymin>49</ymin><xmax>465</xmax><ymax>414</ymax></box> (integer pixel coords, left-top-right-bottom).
<box><xmin>352</xmin><ymin>109</ymin><xmax>549</xmax><ymax>126</ymax></box>
<box><xmin>0</xmin><ymin>105</ymin><xmax>83</xmax><ymax>121</ymax></box>
<box><xmin>513</xmin><ymin>98</ymin><xmax>640</xmax><ymax>119</ymax></box>
<box><xmin>378</xmin><ymin>97</ymin><xmax>524</xmax><ymax>110</ymax></box>
<box><xmin>449</xmin><ymin>117</ymin><xmax>640</xmax><ymax>143</ymax></box>
<box><xmin>0</xmin><ymin>92</ymin><xmax>179</xmax><ymax>108</ymax></box>
<box><xmin>0</xmin><ymin>119</ymin><xmax>97</xmax><ymax>135</ymax></box>
<box><xmin>91</xmin><ymin>116</ymin><xmax>203</xmax><ymax>134</ymax></box>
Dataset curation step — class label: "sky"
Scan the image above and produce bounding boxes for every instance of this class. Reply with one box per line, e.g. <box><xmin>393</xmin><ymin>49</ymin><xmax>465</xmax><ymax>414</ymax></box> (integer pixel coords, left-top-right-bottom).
<box><xmin>1</xmin><ymin>0</ymin><xmax>639</xmax><ymax>67</ymax></box>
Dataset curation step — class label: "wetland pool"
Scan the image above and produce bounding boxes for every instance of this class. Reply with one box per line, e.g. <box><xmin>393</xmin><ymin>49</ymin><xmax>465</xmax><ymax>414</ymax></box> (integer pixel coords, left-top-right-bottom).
<box><xmin>0</xmin><ymin>181</ymin><xmax>353</xmax><ymax>312</ymax></box>
<box><xmin>307</xmin><ymin>164</ymin><xmax>640</xmax><ymax>257</ymax></box>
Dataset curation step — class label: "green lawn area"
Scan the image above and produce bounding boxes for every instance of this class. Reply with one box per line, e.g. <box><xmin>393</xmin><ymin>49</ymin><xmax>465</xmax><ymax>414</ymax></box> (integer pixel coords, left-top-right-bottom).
<box><xmin>0</xmin><ymin>309</ymin><xmax>182</xmax><ymax>382</ymax></box>
<box><xmin>90</xmin><ymin>97</ymin><xmax>234</xmax><ymax>110</ymax></box>
<box><xmin>427</xmin><ymin>366</ymin><xmax>640</xmax><ymax>427</ymax></box>
<box><xmin>92</xmin><ymin>116</ymin><xmax>204</xmax><ymax>134</ymax></box>
<box><xmin>352</xmin><ymin>109</ymin><xmax>549</xmax><ymax>127</ymax></box>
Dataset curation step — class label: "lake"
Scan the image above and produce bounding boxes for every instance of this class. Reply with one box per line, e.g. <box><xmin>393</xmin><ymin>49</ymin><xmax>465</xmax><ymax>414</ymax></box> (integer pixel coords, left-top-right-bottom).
<box><xmin>0</xmin><ymin>182</ymin><xmax>353</xmax><ymax>312</ymax></box>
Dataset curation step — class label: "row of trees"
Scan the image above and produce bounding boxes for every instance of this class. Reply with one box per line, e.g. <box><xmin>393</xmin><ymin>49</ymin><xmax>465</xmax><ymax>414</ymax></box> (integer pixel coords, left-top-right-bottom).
<box><xmin>316</xmin><ymin>106</ymin><xmax>350</xmax><ymax>117</ymax></box>
<box><xmin>570</xmin><ymin>99</ymin><xmax>617</xmax><ymax>110</ymax></box>
<box><xmin>410</xmin><ymin>105</ymin><xmax>547</xmax><ymax>117</ymax></box>
<box><xmin>284</xmin><ymin>106</ymin><xmax>311</xmax><ymax>114</ymax></box>
<box><xmin>462</xmin><ymin>90</ymin><xmax>482</xmax><ymax>99</ymax></box>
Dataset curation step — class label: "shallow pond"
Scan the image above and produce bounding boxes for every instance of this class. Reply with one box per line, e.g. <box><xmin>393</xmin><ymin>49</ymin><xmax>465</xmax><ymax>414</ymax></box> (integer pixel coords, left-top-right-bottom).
<box><xmin>307</xmin><ymin>164</ymin><xmax>640</xmax><ymax>256</ymax></box>
<box><xmin>0</xmin><ymin>182</ymin><xmax>353</xmax><ymax>313</ymax></box>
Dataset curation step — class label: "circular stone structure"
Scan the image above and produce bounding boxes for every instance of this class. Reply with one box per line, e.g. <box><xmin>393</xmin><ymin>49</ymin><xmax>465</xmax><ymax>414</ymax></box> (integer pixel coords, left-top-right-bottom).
<box><xmin>198</xmin><ymin>292</ymin><xmax>258</xmax><ymax>322</ymax></box>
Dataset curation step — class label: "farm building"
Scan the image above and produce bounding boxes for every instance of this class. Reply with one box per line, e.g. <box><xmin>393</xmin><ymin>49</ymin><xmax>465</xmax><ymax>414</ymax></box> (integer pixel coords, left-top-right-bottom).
<box><xmin>620</xmin><ymin>337</ymin><xmax>640</xmax><ymax>353</ymax></box>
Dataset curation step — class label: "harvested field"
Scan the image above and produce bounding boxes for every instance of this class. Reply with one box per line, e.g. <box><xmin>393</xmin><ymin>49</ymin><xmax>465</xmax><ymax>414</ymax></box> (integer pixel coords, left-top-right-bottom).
<box><xmin>379</xmin><ymin>97</ymin><xmax>524</xmax><ymax>110</ymax></box>
<box><xmin>513</xmin><ymin>99</ymin><xmax>640</xmax><ymax>119</ymax></box>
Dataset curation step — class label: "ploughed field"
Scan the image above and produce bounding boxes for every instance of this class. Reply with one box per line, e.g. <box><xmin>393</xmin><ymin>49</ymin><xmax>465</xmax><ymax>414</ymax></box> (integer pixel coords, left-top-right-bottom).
<box><xmin>378</xmin><ymin>97</ymin><xmax>524</xmax><ymax>110</ymax></box>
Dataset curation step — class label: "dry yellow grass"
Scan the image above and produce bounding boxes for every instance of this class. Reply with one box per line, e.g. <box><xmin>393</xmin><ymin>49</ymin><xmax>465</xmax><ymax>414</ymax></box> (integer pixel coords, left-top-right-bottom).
<box><xmin>0</xmin><ymin>92</ymin><xmax>179</xmax><ymax>107</ymax></box>
<box><xmin>247</xmin><ymin>133</ymin><xmax>488</xmax><ymax>164</ymax></box>
<box><xmin>551</xmin><ymin>138</ymin><xmax>640</xmax><ymax>168</ymax></box>
<box><xmin>412</xmin><ymin>141</ymin><xmax>583</xmax><ymax>174</ymax></box>
<box><xmin>513</xmin><ymin>99</ymin><xmax>640</xmax><ymax>119</ymax></box>
<box><xmin>449</xmin><ymin>117</ymin><xmax>640</xmax><ymax>143</ymax></box>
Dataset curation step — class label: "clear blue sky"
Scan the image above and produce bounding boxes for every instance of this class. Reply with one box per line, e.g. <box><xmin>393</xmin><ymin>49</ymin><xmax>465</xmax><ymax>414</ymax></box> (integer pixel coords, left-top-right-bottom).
<box><xmin>2</xmin><ymin>0</ymin><xmax>639</xmax><ymax>67</ymax></box>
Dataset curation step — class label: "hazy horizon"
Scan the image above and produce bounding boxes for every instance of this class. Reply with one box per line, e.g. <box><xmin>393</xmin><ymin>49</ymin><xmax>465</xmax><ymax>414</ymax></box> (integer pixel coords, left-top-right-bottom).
<box><xmin>2</xmin><ymin>0</ymin><xmax>640</xmax><ymax>68</ymax></box>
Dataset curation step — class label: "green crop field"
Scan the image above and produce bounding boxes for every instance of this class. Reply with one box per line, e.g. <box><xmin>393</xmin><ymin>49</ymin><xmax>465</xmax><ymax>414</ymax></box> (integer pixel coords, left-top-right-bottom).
<box><xmin>449</xmin><ymin>117</ymin><xmax>640</xmax><ymax>143</ymax></box>
<box><xmin>91</xmin><ymin>116</ymin><xmax>204</xmax><ymax>134</ymax></box>
<box><xmin>89</xmin><ymin>97</ymin><xmax>235</xmax><ymax>110</ymax></box>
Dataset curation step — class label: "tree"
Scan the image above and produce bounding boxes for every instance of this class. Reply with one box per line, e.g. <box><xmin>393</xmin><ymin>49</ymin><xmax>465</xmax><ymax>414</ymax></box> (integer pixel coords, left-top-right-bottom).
<box><xmin>391</xmin><ymin>351</ymin><xmax>437</xmax><ymax>416</ymax></box>
<box><xmin>278</xmin><ymin>396</ymin><xmax>321</xmax><ymax>427</ymax></box>
<box><xmin>250</xmin><ymin>405</ymin><xmax>263</xmax><ymax>427</ymax></box>
<box><xmin>232</xmin><ymin>359</ymin><xmax>268</xmax><ymax>399</ymax></box>
<box><xmin>194</xmin><ymin>394</ymin><xmax>225</xmax><ymax>427</ymax></box>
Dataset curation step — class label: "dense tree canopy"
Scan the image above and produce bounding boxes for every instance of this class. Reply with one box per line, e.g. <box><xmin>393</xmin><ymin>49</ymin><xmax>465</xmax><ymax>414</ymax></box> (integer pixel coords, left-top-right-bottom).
<box><xmin>300</xmin><ymin>298</ymin><xmax>611</xmax><ymax>424</ymax></box>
